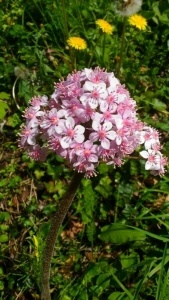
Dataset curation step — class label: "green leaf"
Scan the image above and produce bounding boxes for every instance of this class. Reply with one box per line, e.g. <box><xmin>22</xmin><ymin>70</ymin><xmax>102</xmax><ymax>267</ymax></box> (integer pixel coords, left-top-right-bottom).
<box><xmin>0</xmin><ymin>179</ymin><xmax>7</xmax><ymax>187</ymax></box>
<box><xmin>0</xmin><ymin>268</ymin><xmax>4</xmax><ymax>276</ymax></box>
<box><xmin>0</xmin><ymin>280</ymin><xmax>4</xmax><ymax>291</ymax></box>
<box><xmin>120</xmin><ymin>251</ymin><xmax>139</xmax><ymax>269</ymax></box>
<box><xmin>44</xmin><ymin>181</ymin><xmax>65</xmax><ymax>195</ymax></box>
<box><xmin>7</xmin><ymin>113</ymin><xmax>21</xmax><ymax>127</ymax></box>
<box><xmin>96</xmin><ymin>273</ymin><xmax>110</xmax><ymax>289</ymax></box>
<box><xmin>97</xmin><ymin>163</ymin><xmax>109</xmax><ymax>174</ymax></box>
<box><xmin>34</xmin><ymin>170</ymin><xmax>45</xmax><ymax>180</ymax></box>
<box><xmin>43</xmin><ymin>64</ymin><xmax>54</xmax><ymax>74</ymax></box>
<box><xmin>151</xmin><ymin>98</ymin><xmax>167</xmax><ymax>110</ymax></box>
<box><xmin>80</xmin><ymin>183</ymin><xmax>96</xmax><ymax>224</ymax></box>
<box><xmin>0</xmin><ymin>212</ymin><xmax>10</xmax><ymax>221</ymax></box>
<box><xmin>61</xmin><ymin>296</ymin><xmax>71</xmax><ymax>300</ymax></box>
<box><xmin>159</xmin><ymin>13</ymin><xmax>169</xmax><ymax>25</ymax></box>
<box><xmin>108</xmin><ymin>292</ymin><xmax>124</xmax><ymax>300</ymax></box>
<box><xmin>0</xmin><ymin>101</ymin><xmax>9</xmax><ymax>120</ymax></box>
<box><xmin>127</xmin><ymin>225</ymin><xmax>169</xmax><ymax>242</ymax></box>
<box><xmin>83</xmin><ymin>264</ymin><xmax>101</xmax><ymax>282</ymax></box>
<box><xmin>0</xmin><ymin>224</ymin><xmax>9</xmax><ymax>231</ymax></box>
<box><xmin>0</xmin><ymin>234</ymin><xmax>9</xmax><ymax>242</ymax></box>
<box><xmin>0</xmin><ymin>92</ymin><xmax>10</xmax><ymax>99</ymax></box>
<box><xmin>98</xmin><ymin>223</ymin><xmax>146</xmax><ymax>244</ymax></box>
<box><xmin>95</xmin><ymin>177</ymin><xmax>113</xmax><ymax>198</ymax></box>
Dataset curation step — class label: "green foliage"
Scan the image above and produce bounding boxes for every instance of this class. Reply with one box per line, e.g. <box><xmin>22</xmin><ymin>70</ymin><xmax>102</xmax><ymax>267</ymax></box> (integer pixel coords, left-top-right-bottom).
<box><xmin>98</xmin><ymin>223</ymin><xmax>146</xmax><ymax>244</ymax></box>
<box><xmin>0</xmin><ymin>0</ymin><xmax>169</xmax><ymax>299</ymax></box>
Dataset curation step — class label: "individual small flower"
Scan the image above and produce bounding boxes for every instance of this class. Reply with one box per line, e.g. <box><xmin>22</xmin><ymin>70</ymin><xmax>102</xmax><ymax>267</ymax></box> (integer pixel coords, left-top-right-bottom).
<box><xmin>95</xmin><ymin>19</ymin><xmax>113</xmax><ymax>34</ymax></box>
<box><xmin>40</xmin><ymin>108</ymin><xmax>65</xmax><ymax>135</ymax></box>
<box><xmin>20</xmin><ymin>124</ymin><xmax>38</xmax><ymax>146</ymax></box>
<box><xmin>114</xmin><ymin>0</ymin><xmax>143</xmax><ymax>17</ymax></box>
<box><xmin>67</xmin><ymin>37</ymin><xmax>87</xmax><ymax>50</ymax></box>
<box><xmin>89</xmin><ymin>120</ymin><xmax>116</xmax><ymax>150</ymax></box>
<box><xmin>76</xmin><ymin>140</ymin><xmax>98</xmax><ymax>163</ymax></box>
<box><xmin>80</xmin><ymin>81</ymin><xmax>108</xmax><ymax>109</ymax></box>
<box><xmin>28</xmin><ymin>145</ymin><xmax>48</xmax><ymax>161</ymax></box>
<box><xmin>128</xmin><ymin>14</ymin><xmax>147</xmax><ymax>30</ymax></box>
<box><xmin>57</xmin><ymin>117</ymin><xmax>85</xmax><ymax>149</ymax></box>
<box><xmin>140</xmin><ymin>149</ymin><xmax>161</xmax><ymax>170</ymax></box>
<box><xmin>29</xmin><ymin>95</ymin><xmax>48</xmax><ymax>109</ymax></box>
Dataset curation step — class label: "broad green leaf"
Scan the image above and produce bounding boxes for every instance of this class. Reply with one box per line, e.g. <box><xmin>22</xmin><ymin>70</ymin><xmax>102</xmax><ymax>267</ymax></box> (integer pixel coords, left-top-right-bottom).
<box><xmin>62</xmin><ymin>295</ymin><xmax>71</xmax><ymax>300</ymax></box>
<box><xmin>0</xmin><ymin>101</ymin><xmax>9</xmax><ymax>120</ymax></box>
<box><xmin>44</xmin><ymin>181</ymin><xmax>65</xmax><ymax>195</ymax></box>
<box><xmin>127</xmin><ymin>225</ymin><xmax>169</xmax><ymax>242</ymax></box>
<box><xmin>151</xmin><ymin>98</ymin><xmax>166</xmax><ymax>110</ymax></box>
<box><xmin>95</xmin><ymin>177</ymin><xmax>113</xmax><ymax>198</ymax></box>
<box><xmin>83</xmin><ymin>264</ymin><xmax>101</xmax><ymax>282</ymax></box>
<box><xmin>108</xmin><ymin>292</ymin><xmax>124</xmax><ymax>300</ymax></box>
<box><xmin>120</xmin><ymin>251</ymin><xmax>140</xmax><ymax>269</ymax></box>
<box><xmin>96</xmin><ymin>273</ymin><xmax>110</xmax><ymax>289</ymax></box>
<box><xmin>43</xmin><ymin>64</ymin><xmax>54</xmax><ymax>74</ymax></box>
<box><xmin>7</xmin><ymin>113</ymin><xmax>21</xmax><ymax>127</ymax></box>
<box><xmin>0</xmin><ymin>92</ymin><xmax>10</xmax><ymax>99</ymax></box>
<box><xmin>0</xmin><ymin>179</ymin><xmax>7</xmax><ymax>187</ymax></box>
<box><xmin>0</xmin><ymin>268</ymin><xmax>4</xmax><ymax>276</ymax></box>
<box><xmin>98</xmin><ymin>223</ymin><xmax>146</xmax><ymax>244</ymax></box>
<box><xmin>159</xmin><ymin>13</ymin><xmax>169</xmax><ymax>25</ymax></box>
<box><xmin>0</xmin><ymin>224</ymin><xmax>9</xmax><ymax>231</ymax></box>
<box><xmin>0</xmin><ymin>212</ymin><xmax>9</xmax><ymax>221</ymax></box>
<box><xmin>0</xmin><ymin>280</ymin><xmax>4</xmax><ymax>291</ymax></box>
<box><xmin>34</xmin><ymin>170</ymin><xmax>45</xmax><ymax>180</ymax></box>
<box><xmin>0</xmin><ymin>234</ymin><xmax>8</xmax><ymax>242</ymax></box>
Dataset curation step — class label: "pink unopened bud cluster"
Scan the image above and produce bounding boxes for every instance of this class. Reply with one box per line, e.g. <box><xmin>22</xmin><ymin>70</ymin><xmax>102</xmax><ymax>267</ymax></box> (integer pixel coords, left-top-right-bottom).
<box><xmin>19</xmin><ymin>67</ymin><xmax>167</xmax><ymax>177</ymax></box>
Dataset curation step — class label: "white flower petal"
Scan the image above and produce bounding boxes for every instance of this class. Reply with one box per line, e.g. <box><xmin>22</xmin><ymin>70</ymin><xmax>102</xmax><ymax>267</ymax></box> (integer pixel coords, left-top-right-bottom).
<box><xmin>75</xmin><ymin>134</ymin><xmax>85</xmax><ymax>143</ymax></box>
<box><xmin>88</xmin><ymin>98</ymin><xmax>98</xmax><ymax>109</ymax></box>
<box><xmin>61</xmin><ymin>136</ymin><xmax>71</xmax><ymax>148</ymax></box>
<box><xmin>114</xmin><ymin>115</ymin><xmax>123</xmax><ymax>129</ymax></box>
<box><xmin>116</xmin><ymin>136</ymin><xmax>122</xmax><ymax>145</ymax></box>
<box><xmin>92</xmin><ymin>121</ymin><xmax>100</xmax><ymax>131</ymax></box>
<box><xmin>66</xmin><ymin>117</ymin><xmax>75</xmax><ymax>129</ymax></box>
<box><xmin>89</xmin><ymin>154</ymin><xmax>98</xmax><ymax>162</ymax></box>
<box><xmin>101</xmin><ymin>138</ymin><xmax>110</xmax><ymax>149</ymax></box>
<box><xmin>107</xmin><ymin>130</ymin><xmax>116</xmax><ymax>140</ymax></box>
<box><xmin>103</xmin><ymin>121</ymin><xmax>112</xmax><ymax>131</ymax></box>
<box><xmin>140</xmin><ymin>150</ymin><xmax>149</xmax><ymax>159</ymax></box>
<box><xmin>75</xmin><ymin>125</ymin><xmax>85</xmax><ymax>134</ymax></box>
<box><xmin>83</xmin><ymin>81</ymin><xmax>95</xmax><ymax>91</ymax></box>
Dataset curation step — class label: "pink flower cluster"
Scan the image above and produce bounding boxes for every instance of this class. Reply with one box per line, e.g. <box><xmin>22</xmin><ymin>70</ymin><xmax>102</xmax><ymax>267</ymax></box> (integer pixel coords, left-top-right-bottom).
<box><xmin>19</xmin><ymin>67</ymin><xmax>167</xmax><ymax>177</ymax></box>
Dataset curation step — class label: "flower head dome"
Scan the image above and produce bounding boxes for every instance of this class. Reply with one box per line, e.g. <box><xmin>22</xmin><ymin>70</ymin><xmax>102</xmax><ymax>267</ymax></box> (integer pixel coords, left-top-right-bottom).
<box><xmin>19</xmin><ymin>67</ymin><xmax>167</xmax><ymax>177</ymax></box>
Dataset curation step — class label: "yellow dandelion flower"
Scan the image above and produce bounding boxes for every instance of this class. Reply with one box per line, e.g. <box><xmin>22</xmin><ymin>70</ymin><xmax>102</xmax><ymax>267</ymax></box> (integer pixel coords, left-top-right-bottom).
<box><xmin>67</xmin><ymin>37</ymin><xmax>87</xmax><ymax>50</ymax></box>
<box><xmin>128</xmin><ymin>14</ymin><xmax>147</xmax><ymax>30</ymax></box>
<box><xmin>95</xmin><ymin>19</ymin><xmax>113</xmax><ymax>34</ymax></box>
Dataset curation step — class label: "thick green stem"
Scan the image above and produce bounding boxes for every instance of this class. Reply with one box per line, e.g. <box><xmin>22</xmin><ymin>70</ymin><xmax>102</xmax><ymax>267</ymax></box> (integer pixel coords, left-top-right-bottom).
<box><xmin>116</xmin><ymin>17</ymin><xmax>127</xmax><ymax>78</ymax></box>
<box><xmin>41</xmin><ymin>172</ymin><xmax>84</xmax><ymax>300</ymax></box>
